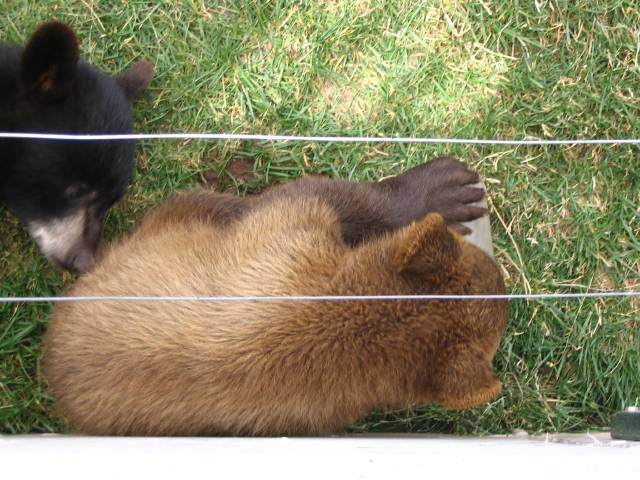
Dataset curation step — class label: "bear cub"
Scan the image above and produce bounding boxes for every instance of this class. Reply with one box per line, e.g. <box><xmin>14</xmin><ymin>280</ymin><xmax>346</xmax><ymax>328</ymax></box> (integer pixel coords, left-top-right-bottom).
<box><xmin>0</xmin><ymin>21</ymin><xmax>153</xmax><ymax>271</ymax></box>
<box><xmin>43</xmin><ymin>158</ymin><xmax>508</xmax><ymax>435</ymax></box>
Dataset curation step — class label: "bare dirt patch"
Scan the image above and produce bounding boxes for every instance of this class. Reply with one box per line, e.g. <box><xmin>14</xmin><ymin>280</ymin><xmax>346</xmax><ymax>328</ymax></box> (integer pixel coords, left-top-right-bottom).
<box><xmin>202</xmin><ymin>157</ymin><xmax>263</xmax><ymax>194</ymax></box>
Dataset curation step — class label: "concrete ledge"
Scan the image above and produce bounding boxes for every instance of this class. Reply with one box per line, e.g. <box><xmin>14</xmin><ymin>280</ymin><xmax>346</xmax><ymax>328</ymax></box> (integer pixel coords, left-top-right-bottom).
<box><xmin>2</xmin><ymin>432</ymin><xmax>638</xmax><ymax>479</ymax></box>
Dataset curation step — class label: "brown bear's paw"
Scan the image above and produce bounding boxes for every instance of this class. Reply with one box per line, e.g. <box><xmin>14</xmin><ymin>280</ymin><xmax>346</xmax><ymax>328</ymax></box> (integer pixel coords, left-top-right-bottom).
<box><xmin>377</xmin><ymin>157</ymin><xmax>488</xmax><ymax>234</ymax></box>
<box><xmin>432</xmin><ymin>348</ymin><xmax>503</xmax><ymax>410</ymax></box>
<box><xmin>439</xmin><ymin>378</ymin><xmax>502</xmax><ymax>410</ymax></box>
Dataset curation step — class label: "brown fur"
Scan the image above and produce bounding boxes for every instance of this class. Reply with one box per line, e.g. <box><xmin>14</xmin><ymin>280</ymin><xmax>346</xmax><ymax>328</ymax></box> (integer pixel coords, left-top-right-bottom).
<box><xmin>135</xmin><ymin>156</ymin><xmax>488</xmax><ymax>245</ymax></box>
<box><xmin>42</xmin><ymin>158</ymin><xmax>507</xmax><ymax>436</ymax></box>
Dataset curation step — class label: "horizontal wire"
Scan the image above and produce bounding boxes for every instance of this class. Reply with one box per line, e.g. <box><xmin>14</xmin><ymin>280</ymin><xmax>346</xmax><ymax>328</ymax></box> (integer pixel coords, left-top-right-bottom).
<box><xmin>2</xmin><ymin>131</ymin><xmax>638</xmax><ymax>305</ymax></box>
<box><xmin>1</xmin><ymin>132</ymin><xmax>640</xmax><ymax>145</ymax></box>
<box><xmin>1</xmin><ymin>291</ymin><xmax>640</xmax><ymax>303</ymax></box>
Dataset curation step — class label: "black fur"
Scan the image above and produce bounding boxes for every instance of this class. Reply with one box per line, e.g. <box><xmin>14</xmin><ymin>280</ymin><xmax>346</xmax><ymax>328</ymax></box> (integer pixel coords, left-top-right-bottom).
<box><xmin>0</xmin><ymin>22</ymin><xmax>152</xmax><ymax>271</ymax></box>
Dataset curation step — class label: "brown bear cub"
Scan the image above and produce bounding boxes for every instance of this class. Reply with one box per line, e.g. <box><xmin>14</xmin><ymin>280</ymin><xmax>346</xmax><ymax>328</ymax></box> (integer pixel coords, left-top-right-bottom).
<box><xmin>42</xmin><ymin>157</ymin><xmax>507</xmax><ymax>436</ymax></box>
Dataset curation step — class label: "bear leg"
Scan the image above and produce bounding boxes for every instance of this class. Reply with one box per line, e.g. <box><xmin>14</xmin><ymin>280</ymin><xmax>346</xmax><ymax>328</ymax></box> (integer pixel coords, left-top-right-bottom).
<box><xmin>375</xmin><ymin>157</ymin><xmax>488</xmax><ymax>234</ymax></box>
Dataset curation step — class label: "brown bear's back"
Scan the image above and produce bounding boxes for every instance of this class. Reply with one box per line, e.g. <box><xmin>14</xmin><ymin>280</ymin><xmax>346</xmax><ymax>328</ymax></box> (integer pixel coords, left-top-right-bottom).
<box><xmin>43</xmin><ymin>197</ymin><xmax>373</xmax><ymax>435</ymax></box>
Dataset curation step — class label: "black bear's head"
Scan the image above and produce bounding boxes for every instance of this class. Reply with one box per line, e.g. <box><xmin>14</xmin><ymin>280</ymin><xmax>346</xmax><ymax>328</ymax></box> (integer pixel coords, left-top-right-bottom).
<box><xmin>1</xmin><ymin>22</ymin><xmax>153</xmax><ymax>272</ymax></box>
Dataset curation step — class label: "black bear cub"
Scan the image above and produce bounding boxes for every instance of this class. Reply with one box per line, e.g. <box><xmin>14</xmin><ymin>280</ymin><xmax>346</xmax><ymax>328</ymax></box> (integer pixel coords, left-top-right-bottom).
<box><xmin>0</xmin><ymin>21</ymin><xmax>153</xmax><ymax>271</ymax></box>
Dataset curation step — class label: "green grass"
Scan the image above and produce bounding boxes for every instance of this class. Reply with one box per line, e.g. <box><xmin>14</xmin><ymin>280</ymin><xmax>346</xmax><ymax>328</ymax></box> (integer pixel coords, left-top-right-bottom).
<box><xmin>1</xmin><ymin>0</ymin><xmax>639</xmax><ymax>434</ymax></box>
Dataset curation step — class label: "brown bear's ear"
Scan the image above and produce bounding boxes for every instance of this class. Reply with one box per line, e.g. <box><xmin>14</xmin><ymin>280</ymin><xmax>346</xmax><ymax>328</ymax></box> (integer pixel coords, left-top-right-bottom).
<box><xmin>393</xmin><ymin>213</ymin><xmax>461</xmax><ymax>279</ymax></box>
<box><xmin>434</xmin><ymin>349</ymin><xmax>502</xmax><ymax>410</ymax></box>
<box><xmin>114</xmin><ymin>60</ymin><xmax>154</xmax><ymax>102</ymax></box>
<box><xmin>20</xmin><ymin>22</ymin><xmax>79</xmax><ymax>100</ymax></box>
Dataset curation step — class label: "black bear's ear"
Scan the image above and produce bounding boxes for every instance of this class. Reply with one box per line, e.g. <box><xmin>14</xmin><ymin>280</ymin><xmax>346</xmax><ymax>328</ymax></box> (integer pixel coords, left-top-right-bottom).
<box><xmin>393</xmin><ymin>213</ymin><xmax>461</xmax><ymax>280</ymax></box>
<box><xmin>113</xmin><ymin>60</ymin><xmax>154</xmax><ymax>102</ymax></box>
<box><xmin>20</xmin><ymin>21</ymin><xmax>80</xmax><ymax>100</ymax></box>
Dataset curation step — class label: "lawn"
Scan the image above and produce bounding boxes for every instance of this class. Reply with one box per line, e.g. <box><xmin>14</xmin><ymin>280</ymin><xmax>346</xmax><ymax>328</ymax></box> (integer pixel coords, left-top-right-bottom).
<box><xmin>1</xmin><ymin>0</ymin><xmax>639</xmax><ymax>434</ymax></box>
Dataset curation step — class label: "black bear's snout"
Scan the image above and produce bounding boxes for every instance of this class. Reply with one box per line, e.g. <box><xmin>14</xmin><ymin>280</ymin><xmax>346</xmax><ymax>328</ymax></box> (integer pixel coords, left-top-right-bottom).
<box><xmin>63</xmin><ymin>249</ymin><xmax>96</xmax><ymax>273</ymax></box>
<box><xmin>24</xmin><ymin>205</ymin><xmax>104</xmax><ymax>273</ymax></box>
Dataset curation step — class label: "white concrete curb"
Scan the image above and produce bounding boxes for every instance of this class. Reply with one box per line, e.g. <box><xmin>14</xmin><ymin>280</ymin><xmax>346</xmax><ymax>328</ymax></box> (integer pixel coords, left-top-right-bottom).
<box><xmin>1</xmin><ymin>432</ymin><xmax>638</xmax><ymax>479</ymax></box>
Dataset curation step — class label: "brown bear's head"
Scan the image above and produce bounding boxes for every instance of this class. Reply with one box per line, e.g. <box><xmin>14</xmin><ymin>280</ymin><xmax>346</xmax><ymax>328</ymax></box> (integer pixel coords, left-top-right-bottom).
<box><xmin>333</xmin><ymin>212</ymin><xmax>508</xmax><ymax>410</ymax></box>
